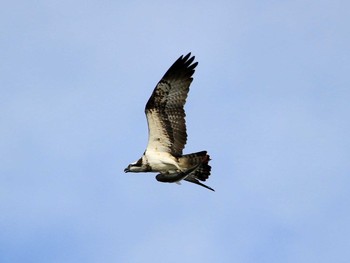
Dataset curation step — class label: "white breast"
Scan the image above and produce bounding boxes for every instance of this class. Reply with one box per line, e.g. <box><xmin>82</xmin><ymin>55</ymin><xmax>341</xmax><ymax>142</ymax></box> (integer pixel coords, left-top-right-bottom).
<box><xmin>145</xmin><ymin>150</ymin><xmax>180</xmax><ymax>173</ymax></box>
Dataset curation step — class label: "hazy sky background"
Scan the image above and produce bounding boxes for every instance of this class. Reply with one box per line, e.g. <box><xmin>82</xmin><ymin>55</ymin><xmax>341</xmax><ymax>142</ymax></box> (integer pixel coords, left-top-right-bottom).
<box><xmin>1</xmin><ymin>0</ymin><xmax>349</xmax><ymax>262</ymax></box>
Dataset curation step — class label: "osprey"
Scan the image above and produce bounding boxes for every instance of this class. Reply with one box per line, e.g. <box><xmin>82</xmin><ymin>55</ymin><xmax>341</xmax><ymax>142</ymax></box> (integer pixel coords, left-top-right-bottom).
<box><xmin>124</xmin><ymin>53</ymin><xmax>214</xmax><ymax>191</ymax></box>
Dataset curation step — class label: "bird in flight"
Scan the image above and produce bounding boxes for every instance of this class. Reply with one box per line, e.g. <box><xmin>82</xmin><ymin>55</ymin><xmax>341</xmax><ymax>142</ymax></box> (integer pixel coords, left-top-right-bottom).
<box><xmin>124</xmin><ymin>53</ymin><xmax>214</xmax><ymax>191</ymax></box>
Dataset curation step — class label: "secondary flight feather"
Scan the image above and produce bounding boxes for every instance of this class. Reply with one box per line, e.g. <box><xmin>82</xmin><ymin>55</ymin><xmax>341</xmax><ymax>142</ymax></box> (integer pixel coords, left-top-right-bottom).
<box><xmin>124</xmin><ymin>53</ymin><xmax>214</xmax><ymax>191</ymax></box>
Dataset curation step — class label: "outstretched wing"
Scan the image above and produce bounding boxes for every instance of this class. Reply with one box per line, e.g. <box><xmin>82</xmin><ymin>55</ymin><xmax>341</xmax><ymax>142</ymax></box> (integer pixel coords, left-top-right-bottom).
<box><xmin>145</xmin><ymin>53</ymin><xmax>198</xmax><ymax>156</ymax></box>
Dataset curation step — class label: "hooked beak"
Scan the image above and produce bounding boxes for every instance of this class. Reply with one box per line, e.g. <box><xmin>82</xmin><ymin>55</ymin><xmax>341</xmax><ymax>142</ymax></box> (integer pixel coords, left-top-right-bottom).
<box><xmin>124</xmin><ymin>167</ymin><xmax>130</xmax><ymax>173</ymax></box>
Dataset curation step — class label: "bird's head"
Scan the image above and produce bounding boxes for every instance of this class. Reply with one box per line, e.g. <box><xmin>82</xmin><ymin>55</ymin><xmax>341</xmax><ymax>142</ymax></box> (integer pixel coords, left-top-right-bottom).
<box><xmin>124</xmin><ymin>157</ymin><xmax>150</xmax><ymax>173</ymax></box>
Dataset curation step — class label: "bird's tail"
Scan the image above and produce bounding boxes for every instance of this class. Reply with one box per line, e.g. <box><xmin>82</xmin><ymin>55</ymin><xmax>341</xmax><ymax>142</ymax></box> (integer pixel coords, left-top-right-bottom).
<box><xmin>178</xmin><ymin>151</ymin><xmax>211</xmax><ymax>181</ymax></box>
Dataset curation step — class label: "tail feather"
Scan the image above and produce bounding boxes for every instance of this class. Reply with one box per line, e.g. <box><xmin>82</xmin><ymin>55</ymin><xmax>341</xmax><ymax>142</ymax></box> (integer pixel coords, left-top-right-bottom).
<box><xmin>179</xmin><ymin>151</ymin><xmax>211</xmax><ymax>182</ymax></box>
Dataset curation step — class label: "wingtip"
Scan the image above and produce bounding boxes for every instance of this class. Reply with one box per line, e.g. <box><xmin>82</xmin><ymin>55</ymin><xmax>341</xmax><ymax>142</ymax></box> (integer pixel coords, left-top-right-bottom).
<box><xmin>181</xmin><ymin>52</ymin><xmax>195</xmax><ymax>62</ymax></box>
<box><xmin>183</xmin><ymin>52</ymin><xmax>191</xmax><ymax>59</ymax></box>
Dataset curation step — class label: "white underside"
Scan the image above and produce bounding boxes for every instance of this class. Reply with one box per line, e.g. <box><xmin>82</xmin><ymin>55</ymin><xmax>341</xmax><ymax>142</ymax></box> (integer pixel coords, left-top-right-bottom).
<box><xmin>145</xmin><ymin>150</ymin><xmax>181</xmax><ymax>173</ymax></box>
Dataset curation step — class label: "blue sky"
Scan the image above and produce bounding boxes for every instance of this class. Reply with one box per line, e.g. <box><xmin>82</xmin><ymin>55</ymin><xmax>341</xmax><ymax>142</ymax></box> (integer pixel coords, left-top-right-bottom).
<box><xmin>1</xmin><ymin>0</ymin><xmax>350</xmax><ymax>262</ymax></box>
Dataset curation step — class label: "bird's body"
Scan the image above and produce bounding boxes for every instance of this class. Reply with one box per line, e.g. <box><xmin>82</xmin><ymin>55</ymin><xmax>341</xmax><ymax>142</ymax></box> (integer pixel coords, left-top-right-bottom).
<box><xmin>124</xmin><ymin>53</ymin><xmax>214</xmax><ymax>191</ymax></box>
